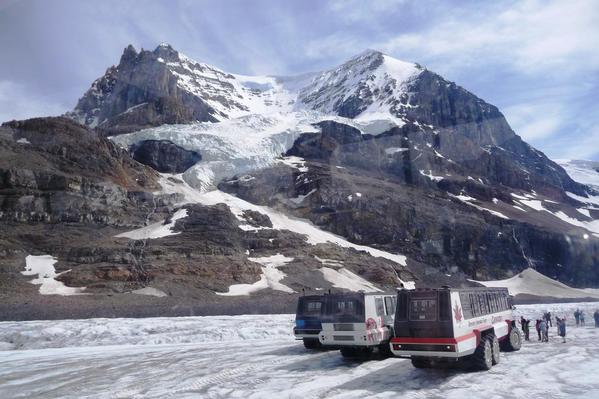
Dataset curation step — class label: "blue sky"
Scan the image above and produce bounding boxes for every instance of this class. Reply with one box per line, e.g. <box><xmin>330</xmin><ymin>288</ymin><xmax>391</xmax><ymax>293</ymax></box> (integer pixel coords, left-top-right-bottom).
<box><xmin>1</xmin><ymin>0</ymin><xmax>597</xmax><ymax>160</ymax></box>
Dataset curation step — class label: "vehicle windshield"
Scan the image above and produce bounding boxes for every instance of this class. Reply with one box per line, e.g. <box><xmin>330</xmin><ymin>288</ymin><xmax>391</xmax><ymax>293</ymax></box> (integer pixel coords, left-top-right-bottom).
<box><xmin>409</xmin><ymin>297</ymin><xmax>437</xmax><ymax>321</ymax></box>
<box><xmin>297</xmin><ymin>298</ymin><xmax>324</xmax><ymax>318</ymax></box>
<box><xmin>323</xmin><ymin>296</ymin><xmax>365</xmax><ymax>322</ymax></box>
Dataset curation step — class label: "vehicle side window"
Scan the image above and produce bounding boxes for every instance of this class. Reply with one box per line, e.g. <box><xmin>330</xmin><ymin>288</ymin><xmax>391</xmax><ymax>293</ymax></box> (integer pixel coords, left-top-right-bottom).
<box><xmin>487</xmin><ymin>293</ymin><xmax>495</xmax><ymax>313</ymax></box>
<box><xmin>460</xmin><ymin>292</ymin><xmax>472</xmax><ymax>319</ymax></box>
<box><xmin>384</xmin><ymin>297</ymin><xmax>395</xmax><ymax>315</ymax></box>
<box><xmin>375</xmin><ymin>298</ymin><xmax>385</xmax><ymax>316</ymax></box>
<box><xmin>471</xmin><ymin>293</ymin><xmax>480</xmax><ymax>316</ymax></box>
<box><xmin>479</xmin><ymin>293</ymin><xmax>488</xmax><ymax>315</ymax></box>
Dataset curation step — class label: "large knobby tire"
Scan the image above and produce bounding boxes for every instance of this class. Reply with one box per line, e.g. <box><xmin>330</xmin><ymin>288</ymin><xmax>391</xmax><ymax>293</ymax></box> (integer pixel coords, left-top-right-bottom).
<box><xmin>501</xmin><ymin>328</ymin><xmax>522</xmax><ymax>352</ymax></box>
<box><xmin>473</xmin><ymin>336</ymin><xmax>493</xmax><ymax>371</ymax></box>
<box><xmin>411</xmin><ymin>357</ymin><xmax>433</xmax><ymax>369</ymax></box>
<box><xmin>340</xmin><ymin>347</ymin><xmax>359</xmax><ymax>358</ymax></box>
<box><xmin>490</xmin><ymin>335</ymin><xmax>500</xmax><ymax>365</ymax></box>
<box><xmin>341</xmin><ymin>347</ymin><xmax>373</xmax><ymax>359</ymax></box>
<box><xmin>303</xmin><ymin>338</ymin><xmax>321</xmax><ymax>349</ymax></box>
<box><xmin>378</xmin><ymin>342</ymin><xmax>393</xmax><ymax>358</ymax></box>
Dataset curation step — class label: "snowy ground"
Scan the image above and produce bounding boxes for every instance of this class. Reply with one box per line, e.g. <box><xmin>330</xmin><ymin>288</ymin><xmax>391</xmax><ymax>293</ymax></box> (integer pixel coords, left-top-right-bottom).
<box><xmin>1</xmin><ymin>303</ymin><xmax>598</xmax><ymax>398</ymax></box>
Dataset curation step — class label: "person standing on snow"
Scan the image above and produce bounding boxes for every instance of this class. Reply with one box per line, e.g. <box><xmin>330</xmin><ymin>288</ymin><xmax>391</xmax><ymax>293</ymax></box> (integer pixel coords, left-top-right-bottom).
<box><xmin>556</xmin><ymin>317</ymin><xmax>567</xmax><ymax>343</ymax></box>
<box><xmin>535</xmin><ymin>319</ymin><xmax>542</xmax><ymax>341</ymax></box>
<box><xmin>545</xmin><ymin>312</ymin><xmax>552</xmax><ymax>327</ymax></box>
<box><xmin>580</xmin><ymin>311</ymin><xmax>585</xmax><ymax>326</ymax></box>
<box><xmin>520</xmin><ymin>317</ymin><xmax>531</xmax><ymax>341</ymax></box>
<box><xmin>594</xmin><ymin>310</ymin><xmax>599</xmax><ymax>327</ymax></box>
<box><xmin>574</xmin><ymin>309</ymin><xmax>580</xmax><ymax>326</ymax></box>
<box><xmin>539</xmin><ymin>319</ymin><xmax>548</xmax><ymax>342</ymax></box>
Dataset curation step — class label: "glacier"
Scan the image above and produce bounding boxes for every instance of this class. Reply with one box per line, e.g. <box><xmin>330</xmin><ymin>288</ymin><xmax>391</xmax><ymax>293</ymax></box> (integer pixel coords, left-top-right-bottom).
<box><xmin>1</xmin><ymin>302</ymin><xmax>599</xmax><ymax>398</ymax></box>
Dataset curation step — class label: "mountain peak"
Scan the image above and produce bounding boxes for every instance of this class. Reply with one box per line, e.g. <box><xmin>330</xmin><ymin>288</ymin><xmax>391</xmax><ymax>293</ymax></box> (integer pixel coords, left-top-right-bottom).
<box><xmin>152</xmin><ymin>43</ymin><xmax>179</xmax><ymax>62</ymax></box>
<box><xmin>119</xmin><ymin>44</ymin><xmax>138</xmax><ymax>64</ymax></box>
<box><xmin>352</xmin><ymin>48</ymin><xmax>385</xmax><ymax>59</ymax></box>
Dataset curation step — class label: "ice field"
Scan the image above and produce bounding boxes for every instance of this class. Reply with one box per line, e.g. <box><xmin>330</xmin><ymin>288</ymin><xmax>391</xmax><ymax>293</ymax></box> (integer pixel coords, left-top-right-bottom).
<box><xmin>1</xmin><ymin>302</ymin><xmax>598</xmax><ymax>398</ymax></box>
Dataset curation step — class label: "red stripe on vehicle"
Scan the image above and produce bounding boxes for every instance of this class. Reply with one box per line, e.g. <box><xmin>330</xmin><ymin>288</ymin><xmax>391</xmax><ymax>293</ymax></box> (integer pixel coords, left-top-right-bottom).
<box><xmin>391</xmin><ymin>332</ymin><xmax>475</xmax><ymax>345</ymax></box>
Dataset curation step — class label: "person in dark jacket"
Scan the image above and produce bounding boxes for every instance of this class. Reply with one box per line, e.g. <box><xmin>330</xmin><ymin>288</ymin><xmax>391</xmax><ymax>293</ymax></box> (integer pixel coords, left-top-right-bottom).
<box><xmin>574</xmin><ymin>309</ymin><xmax>580</xmax><ymax>326</ymax></box>
<box><xmin>520</xmin><ymin>316</ymin><xmax>531</xmax><ymax>341</ymax></box>
<box><xmin>594</xmin><ymin>310</ymin><xmax>599</xmax><ymax>327</ymax></box>
<box><xmin>535</xmin><ymin>319</ymin><xmax>542</xmax><ymax>341</ymax></box>
<box><xmin>545</xmin><ymin>312</ymin><xmax>552</xmax><ymax>327</ymax></box>
<box><xmin>556</xmin><ymin>317</ymin><xmax>567</xmax><ymax>343</ymax></box>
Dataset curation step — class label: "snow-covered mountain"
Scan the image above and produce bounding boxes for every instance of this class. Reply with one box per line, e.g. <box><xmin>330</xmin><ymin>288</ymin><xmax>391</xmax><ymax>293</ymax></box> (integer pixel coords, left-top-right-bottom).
<box><xmin>68</xmin><ymin>44</ymin><xmax>425</xmax><ymax>133</ymax></box>
<box><xmin>3</xmin><ymin>44</ymin><xmax>599</xmax><ymax>321</ymax></box>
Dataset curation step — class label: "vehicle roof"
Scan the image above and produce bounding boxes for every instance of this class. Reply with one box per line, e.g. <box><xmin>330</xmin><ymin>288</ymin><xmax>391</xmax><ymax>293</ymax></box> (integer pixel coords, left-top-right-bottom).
<box><xmin>324</xmin><ymin>291</ymin><xmax>396</xmax><ymax>298</ymax></box>
<box><xmin>398</xmin><ymin>287</ymin><xmax>509</xmax><ymax>293</ymax></box>
<box><xmin>298</xmin><ymin>294</ymin><xmax>327</xmax><ymax>300</ymax></box>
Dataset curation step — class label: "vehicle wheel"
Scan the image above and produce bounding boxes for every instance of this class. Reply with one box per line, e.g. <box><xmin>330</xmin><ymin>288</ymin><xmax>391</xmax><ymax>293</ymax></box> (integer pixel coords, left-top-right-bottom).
<box><xmin>489</xmin><ymin>335</ymin><xmax>500</xmax><ymax>365</ymax></box>
<box><xmin>378</xmin><ymin>342</ymin><xmax>393</xmax><ymax>358</ymax></box>
<box><xmin>472</xmin><ymin>336</ymin><xmax>493</xmax><ymax>371</ymax></box>
<box><xmin>500</xmin><ymin>328</ymin><xmax>522</xmax><ymax>352</ymax></box>
<box><xmin>360</xmin><ymin>347</ymin><xmax>374</xmax><ymax>358</ymax></box>
<box><xmin>340</xmin><ymin>347</ymin><xmax>358</xmax><ymax>358</ymax></box>
<box><xmin>411</xmin><ymin>357</ymin><xmax>433</xmax><ymax>369</ymax></box>
<box><xmin>303</xmin><ymin>338</ymin><xmax>321</xmax><ymax>349</ymax></box>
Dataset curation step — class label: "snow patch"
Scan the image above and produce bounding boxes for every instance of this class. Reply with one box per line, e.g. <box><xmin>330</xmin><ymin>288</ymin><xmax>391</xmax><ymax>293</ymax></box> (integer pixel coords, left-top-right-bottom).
<box><xmin>277</xmin><ymin>155</ymin><xmax>308</xmax><ymax>172</ymax></box>
<box><xmin>320</xmin><ymin>267</ymin><xmax>382</xmax><ymax>293</ymax></box>
<box><xmin>21</xmin><ymin>255</ymin><xmax>86</xmax><ymax>296</ymax></box>
<box><xmin>131</xmin><ymin>287</ymin><xmax>168</xmax><ymax>297</ymax></box>
<box><xmin>289</xmin><ymin>188</ymin><xmax>316</xmax><ymax>205</ymax></box>
<box><xmin>419</xmin><ymin>170</ymin><xmax>444</xmax><ymax>182</ymax></box>
<box><xmin>451</xmin><ymin>194</ymin><xmax>509</xmax><ymax>219</ymax></box>
<box><xmin>384</xmin><ymin>147</ymin><xmax>408</xmax><ymax>155</ymax></box>
<box><xmin>217</xmin><ymin>254</ymin><xmax>294</xmax><ymax>296</ymax></box>
<box><xmin>115</xmin><ymin>208</ymin><xmax>188</xmax><ymax>240</ymax></box>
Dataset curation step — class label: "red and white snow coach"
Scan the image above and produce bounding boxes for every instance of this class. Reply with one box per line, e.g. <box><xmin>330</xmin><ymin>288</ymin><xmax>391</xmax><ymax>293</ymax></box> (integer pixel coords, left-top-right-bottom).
<box><xmin>390</xmin><ymin>287</ymin><xmax>521</xmax><ymax>370</ymax></box>
<box><xmin>318</xmin><ymin>292</ymin><xmax>397</xmax><ymax>358</ymax></box>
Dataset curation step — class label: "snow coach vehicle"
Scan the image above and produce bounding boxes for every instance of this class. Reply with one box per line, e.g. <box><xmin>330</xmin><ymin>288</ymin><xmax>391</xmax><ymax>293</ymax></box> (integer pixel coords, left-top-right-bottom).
<box><xmin>390</xmin><ymin>287</ymin><xmax>521</xmax><ymax>370</ymax></box>
<box><xmin>318</xmin><ymin>292</ymin><xmax>397</xmax><ymax>358</ymax></box>
<box><xmin>294</xmin><ymin>294</ymin><xmax>326</xmax><ymax>349</ymax></box>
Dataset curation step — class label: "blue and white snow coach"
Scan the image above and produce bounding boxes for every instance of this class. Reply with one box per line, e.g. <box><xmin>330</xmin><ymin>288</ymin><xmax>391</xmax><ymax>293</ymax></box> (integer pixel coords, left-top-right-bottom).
<box><xmin>294</xmin><ymin>294</ymin><xmax>327</xmax><ymax>349</ymax></box>
<box><xmin>390</xmin><ymin>287</ymin><xmax>521</xmax><ymax>370</ymax></box>
<box><xmin>318</xmin><ymin>292</ymin><xmax>397</xmax><ymax>358</ymax></box>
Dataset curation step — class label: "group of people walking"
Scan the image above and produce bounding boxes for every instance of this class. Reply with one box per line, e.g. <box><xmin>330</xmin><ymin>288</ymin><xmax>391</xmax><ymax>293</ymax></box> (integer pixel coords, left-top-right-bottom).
<box><xmin>573</xmin><ymin>309</ymin><xmax>599</xmax><ymax>327</ymax></box>
<box><xmin>520</xmin><ymin>309</ymin><xmax>599</xmax><ymax>345</ymax></box>
<box><xmin>574</xmin><ymin>309</ymin><xmax>585</xmax><ymax>326</ymax></box>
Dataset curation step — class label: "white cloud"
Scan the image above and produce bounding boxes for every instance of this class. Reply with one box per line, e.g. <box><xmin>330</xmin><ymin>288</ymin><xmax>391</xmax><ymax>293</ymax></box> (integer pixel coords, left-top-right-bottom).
<box><xmin>549</xmin><ymin>125</ymin><xmax>599</xmax><ymax>160</ymax></box>
<box><xmin>381</xmin><ymin>0</ymin><xmax>599</xmax><ymax>77</ymax></box>
<box><xmin>328</xmin><ymin>0</ymin><xmax>408</xmax><ymax>22</ymax></box>
<box><xmin>503</xmin><ymin>103</ymin><xmax>564</xmax><ymax>141</ymax></box>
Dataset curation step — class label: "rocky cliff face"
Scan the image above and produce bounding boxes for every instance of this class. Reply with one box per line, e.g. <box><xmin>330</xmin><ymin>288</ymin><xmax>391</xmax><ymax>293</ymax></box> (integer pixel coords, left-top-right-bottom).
<box><xmin>0</xmin><ymin>117</ymin><xmax>160</xmax><ymax>225</ymax></box>
<box><xmin>220</xmin><ymin>119</ymin><xmax>599</xmax><ymax>287</ymax></box>
<box><xmin>129</xmin><ymin>140</ymin><xmax>201</xmax><ymax>173</ymax></box>
<box><xmin>67</xmin><ymin>44</ymin><xmax>219</xmax><ymax>134</ymax></box>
